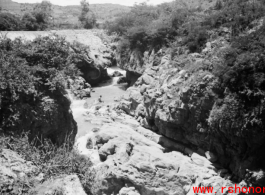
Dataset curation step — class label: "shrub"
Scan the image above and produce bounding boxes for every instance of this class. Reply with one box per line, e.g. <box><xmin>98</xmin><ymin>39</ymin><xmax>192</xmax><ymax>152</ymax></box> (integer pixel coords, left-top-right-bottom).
<box><xmin>185</xmin><ymin>24</ymin><xmax>209</xmax><ymax>53</ymax></box>
<box><xmin>209</xmin><ymin>22</ymin><xmax>265</xmax><ymax>138</ymax></box>
<box><xmin>21</xmin><ymin>12</ymin><xmax>39</xmax><ymax>31</ymax></box>
<box><xmin>0</xmin><ymin>13</ymin><xmax>22</xmax><ymax>31</ymax></box>
<box><xmin>82</xmin><ymin>12</ymin><xmax>97</xmax><ymax>29</ymax></box>
<box><xmin>107</xmin><ymin>1</ymin><xmax>194</xmax><ymax>65</ymax></box>
<box><xmin>0</xmin><ymin>36</ymin><xmax>83</xmax><ymax>132</ymax></box>
<box><xmin>105</xmin><ymin>13</ymin><xmax>135</xmax><ymax>35</ymax></box>
<box><xmin>204</xmin><ymin>0</ymin><xmax>265</xmax><ymax>35</ymax></box>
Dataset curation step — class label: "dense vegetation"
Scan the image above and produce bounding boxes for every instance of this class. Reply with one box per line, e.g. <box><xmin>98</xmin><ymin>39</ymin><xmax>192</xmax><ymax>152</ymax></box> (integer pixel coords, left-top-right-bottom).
<box><xmin>0</xmin><ymin>35</ymin><xmax>96</xmax><ymax>194</ymax></box>
<box><xmin>0</xmin><ymin>0</ymin><xmax>130</xmax><ymax>29</ymax></box>
<box><xmin>209</xmin><ymin>22</ymin><xmax>265</xmax><ymax>139</ymax></box>
<box><xmin>0</xmin><ymin>35</ymin><xmax>85</xmax><ymax>133</ymax></box>
<box><xmin>105</xmin><ymin>1</ymin><xmax>210</xmax><ymax>65</ymax></box>
<box><xmin>104</xmin><ymin>0</ymin><xmax>265</xmax><ymax>178</ymax></box>
<box><xmin>0</xmin><ymin>12</ymin><xmax>22</xmax><ymax>30</ymax></box>
<box><xmin>0</xmin><ymin>0</ymin><xmax>52</xmax><ymax>30</ymax></box>
<box><xmin>107</xmin><ymin>0</ymin><xmax>265</xmax><ymax>62</ymax></box>
<box><xmin>0</xmin><ymin>0</ymin><xmax>100</xmax><ymax>30</ymax></box>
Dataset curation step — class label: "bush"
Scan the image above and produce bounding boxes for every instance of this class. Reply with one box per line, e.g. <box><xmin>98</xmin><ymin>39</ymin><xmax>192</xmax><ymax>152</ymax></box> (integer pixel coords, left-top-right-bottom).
<box><xmin>185</xmin><ymin>24</ymin><xmax>209</xmax><ymax>53</ymax></box>
<box><xmin>0</xmin><ymin>36</ymin><xmax>83</xmax><ymax>132</ymax></box>
<box><xmin>0</xmin><ymin>13</ymin><xmax>22</xmax><ymax>31</ymax></box>
<box><xmin>107</xmin><ymin>2</ymin><xmax>194</xmax><ymax>64</ymax></box>
<box><xmin>82</xmin><ymin>12</ymin><xmax>97</xmax><ymax>29</ymax></box>
<box><xmin>209</xmin><ymin>22</ymin><xmax>265</xmax><ymax>139</ymax></box>
<box><xmin>105</xmin><ymin>13</ymin><xmax>135</xmax><ymax>35</ymax></box>
<box><xmin>32</xmin><ymin>0</ymin><xmax>52</xmax><ymax>30</ymax></box>
<box><xmin>21</xmin><ymin>12</ymin><xmax>39</xmax><ymax>31</ymax></box>
<box><xmin>204</xmin><ymin>0</ymin><xmax>265</xmax><ymax>35</ymax></box>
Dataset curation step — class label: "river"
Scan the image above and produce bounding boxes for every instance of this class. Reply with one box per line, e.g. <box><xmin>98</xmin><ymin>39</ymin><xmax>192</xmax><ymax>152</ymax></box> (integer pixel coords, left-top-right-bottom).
<box><xmin>70</xmin><ymin>66</ymin><xmax>127</xmax><ymax>139</ymax></box>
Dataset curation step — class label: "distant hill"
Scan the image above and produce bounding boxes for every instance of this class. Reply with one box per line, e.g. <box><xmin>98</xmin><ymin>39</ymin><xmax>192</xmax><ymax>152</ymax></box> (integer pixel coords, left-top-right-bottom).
<box><xmin>0</xmin><ymin>0</ymin><xmax>131</xmax><ymax>27</ymax></box>
<box><xmin>159</xmin><ymin>0</ymin><xmax>217</xmax><ymax>11</ymax></box>
<box><xmin>0</xmin><ymin>0</ymin><xmax>216</xmax><ymax>28</ymax></box>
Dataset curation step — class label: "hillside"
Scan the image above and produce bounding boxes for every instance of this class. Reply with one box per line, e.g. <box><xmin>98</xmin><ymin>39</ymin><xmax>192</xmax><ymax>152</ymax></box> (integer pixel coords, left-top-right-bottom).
<box><xmin>161</xmin><ymin>0</ymin><xmax>216</xmax><ymax>10</ymax></box>
<box><xmin>0</xmin><ymin>0</ymin><xmax>131</xmax><ymax>27</ymax></box>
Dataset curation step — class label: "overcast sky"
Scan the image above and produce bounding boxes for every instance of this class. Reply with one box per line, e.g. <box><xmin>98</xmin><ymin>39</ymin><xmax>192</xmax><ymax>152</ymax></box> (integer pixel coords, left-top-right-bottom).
<box><xmin>13</xmin><ymin>0</ymin><xmax>174</xmax><ymax>6</ymax></box>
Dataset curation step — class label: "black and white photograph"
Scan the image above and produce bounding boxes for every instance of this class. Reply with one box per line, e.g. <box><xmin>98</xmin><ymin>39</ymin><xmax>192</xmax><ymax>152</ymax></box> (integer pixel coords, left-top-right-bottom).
<box><xmin>0</xmin><ymin>0</ymin><xmax>265</xmax><ymax>194</ymax></box>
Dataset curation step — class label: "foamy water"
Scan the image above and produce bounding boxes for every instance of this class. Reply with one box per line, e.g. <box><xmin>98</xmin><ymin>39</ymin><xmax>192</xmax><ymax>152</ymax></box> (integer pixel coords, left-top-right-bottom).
<box><xmin>70</xmin><ymin>67</ymin><xmax>127</xmax><ymax>139</ymax></box>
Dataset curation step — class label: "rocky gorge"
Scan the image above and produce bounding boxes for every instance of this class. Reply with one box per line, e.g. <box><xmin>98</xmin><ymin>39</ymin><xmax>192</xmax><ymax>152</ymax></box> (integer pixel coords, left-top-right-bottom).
<box><xmin>116</xmin><ymin>26</ymin><xmax>265</xmax><ymax>188</ymax></box>
<box><xmin>1</xmin><ymin>17</ymin><xmax>265</xmax><ymax>195</ymax></box>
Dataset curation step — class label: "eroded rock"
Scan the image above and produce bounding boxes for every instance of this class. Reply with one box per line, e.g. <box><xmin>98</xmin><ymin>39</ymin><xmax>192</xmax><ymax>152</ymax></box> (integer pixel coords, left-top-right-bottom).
<box><xmin>30</xmin><ymin>175</ymin><xmax>87</xmax><ymax>195</ymax></box>
<box><xmin>78</xmin><ymin>123</ymin><xmax>232</xmax><ymax>195</ymax></box>
<box><xmin>0</xmin><ymin>149</ymin><xmax>38</xmax><ymax>194</ymax></box>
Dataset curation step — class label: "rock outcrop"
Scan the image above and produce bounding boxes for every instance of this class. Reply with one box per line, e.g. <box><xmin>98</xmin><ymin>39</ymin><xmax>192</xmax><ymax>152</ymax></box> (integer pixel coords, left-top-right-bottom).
<box><xmin>75</xmin><ymin>106</ymin><xmax>244</xmax><ymax>195</ymax></box>
<box><xmin>30</xmin><ymin>175</ymin><xmax>87</xmax><ymax>195</ymax></box>
<box><xmin>0</xmin><ymin>149</ymin><xmax>38</xmax><ymax>194</ymax></box>
<box><xmin>111</xmin><ymin>71</ymin><xmax>123</xmax><ymax>77</ymax></box>
<box><xmin>117</xmin><ymin>31</ymin><xmax>265</xmax><ymax>184</ymax></box>
<box><xmin>68</xmin><ymin>76</ymin><xmax>92</xmax><ymax>99</ymax></box>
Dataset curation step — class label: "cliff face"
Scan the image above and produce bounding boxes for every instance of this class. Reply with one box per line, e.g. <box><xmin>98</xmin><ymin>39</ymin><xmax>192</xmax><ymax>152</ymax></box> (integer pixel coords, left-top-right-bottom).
<box><xmin>118</xmin><ymin>29</ymin><xmax>265</xmax><ymax>185</ymax></box>
<box><xmin>117</xmin><ymin>49</ymin><xmax>154</xmax><ymax>86</ymax></box>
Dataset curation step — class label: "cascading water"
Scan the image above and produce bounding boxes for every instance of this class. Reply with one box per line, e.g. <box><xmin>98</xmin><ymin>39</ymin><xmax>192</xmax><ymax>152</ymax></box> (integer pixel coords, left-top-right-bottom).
<box><xmin>70</xmin><ymin>67</ymin><xmax>127</xmax><ymax>139</ymax></box>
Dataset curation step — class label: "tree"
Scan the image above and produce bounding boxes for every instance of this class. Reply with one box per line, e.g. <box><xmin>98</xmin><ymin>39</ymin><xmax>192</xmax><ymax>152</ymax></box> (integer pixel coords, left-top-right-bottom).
<box><xmin>79</xmin><ymin>0</ymin><xmax>96</xmax><ymax>29</ymax></box>
<box><xmin>215</xmin><ymin>0</ymin><xmax>223</xmax><ymax>10</ymax></box>
<box><xmin>0</xmin><ymin>13</ymin><xmax>22</xmax><ymax>31</ymax></box>
<box><xmin>21</xmin><ymin>0</ymin><xmax>52</xmax><ymax>30</ymax></box>
<box><xmin>22</xmin><ymin>12</ymin><xmax>39</xmax><ymax>31</ymax></box>
<box><xmin>33</xmin><ymin>0</ymin><xmax>52</xmax><ymax>30</ymax></box>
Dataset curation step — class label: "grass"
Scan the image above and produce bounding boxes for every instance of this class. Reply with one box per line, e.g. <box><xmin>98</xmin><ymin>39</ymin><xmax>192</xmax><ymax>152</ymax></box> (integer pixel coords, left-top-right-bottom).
<box><xmin>0</xmin><ymin>131</ymin><xmax>94</xmax><ymax>195</ymax></box>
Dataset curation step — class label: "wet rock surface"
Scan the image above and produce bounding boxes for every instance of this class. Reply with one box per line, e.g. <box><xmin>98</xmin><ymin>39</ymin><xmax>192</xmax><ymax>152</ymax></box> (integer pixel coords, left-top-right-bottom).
<box><xmin>111</xmin><ymin>71</ymin><xmax>124</xmax><ymax>77</ymax></box>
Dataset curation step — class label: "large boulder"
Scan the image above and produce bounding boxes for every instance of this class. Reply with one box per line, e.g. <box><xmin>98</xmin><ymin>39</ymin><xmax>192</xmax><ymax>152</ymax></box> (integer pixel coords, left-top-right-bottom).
<box><xmin>111</xmin><ymin>71</ymin><xmax>123</xmax><ymax>77</ymax></box>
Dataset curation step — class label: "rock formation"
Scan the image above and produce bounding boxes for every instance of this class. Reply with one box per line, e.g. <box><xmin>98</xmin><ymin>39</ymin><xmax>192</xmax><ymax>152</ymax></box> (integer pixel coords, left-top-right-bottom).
<box><xmin>117</xmin><ymin>28</ymin><xmax>265</xmax><ymax>185</ymax></box>
<box><xmin>30</xmin><ymin>175</ymin><xmax>87</xmax><ymax>195</ymax></box>
<box><xmin>76</xmin><ymin>105</ymin><xmax>246</xmax><ymax>195</ymax></box>
<box><xmin>0</xmin><ymin>149</ymin><xmax>38</xmax><ymax>194</ymax></box>
<box><xmin>68</xmin><ymin>76</ymin><xmax>92</xmax><ymax>99</ymax></box>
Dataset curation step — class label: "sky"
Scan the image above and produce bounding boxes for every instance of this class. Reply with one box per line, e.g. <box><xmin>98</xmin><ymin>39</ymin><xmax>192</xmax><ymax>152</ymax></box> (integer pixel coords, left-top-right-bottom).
<box><xmin>12</xmin><ymin>0</ymin><xmax>174</xmax><ymax>6</ymax></box>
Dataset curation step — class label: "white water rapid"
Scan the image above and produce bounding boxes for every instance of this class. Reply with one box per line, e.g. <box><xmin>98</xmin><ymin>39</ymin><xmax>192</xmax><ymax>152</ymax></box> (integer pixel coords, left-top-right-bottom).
<box><xmin>70</xmin><ymin>67</ymin><xmax>127</xmax><ymax>139</ymax></box>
